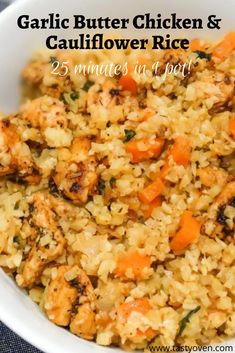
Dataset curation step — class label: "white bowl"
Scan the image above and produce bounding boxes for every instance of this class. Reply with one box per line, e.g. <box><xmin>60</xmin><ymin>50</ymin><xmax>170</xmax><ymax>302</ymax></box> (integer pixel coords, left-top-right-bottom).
<box><xmin>0</xmin><ymin>0</ymin><xmax>234</xmax><ymax>352</ymax></box>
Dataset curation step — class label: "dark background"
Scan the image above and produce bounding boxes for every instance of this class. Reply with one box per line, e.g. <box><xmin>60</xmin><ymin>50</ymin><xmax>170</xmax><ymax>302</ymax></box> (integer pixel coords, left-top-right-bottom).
<box><xmin>0</xmin><ymin>1</ymin><xmax>42</xmax><ymax>352</ymax></box>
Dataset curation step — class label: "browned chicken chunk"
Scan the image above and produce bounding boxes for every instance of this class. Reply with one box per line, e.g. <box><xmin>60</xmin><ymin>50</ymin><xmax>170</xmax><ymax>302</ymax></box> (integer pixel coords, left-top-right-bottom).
<box><xmin>0</xmin><ymin>119</ymin><xmax>41</xmax><ymax>184</ymax></box>
<box><xmin>197</xmin><ymin>166</ymin><xmax>228</xmax><ymax>188</ymax></box>
<box><xmin>44</xmin><ymin>265</ymin><xmax>96</xmax><ymax>340</ymax></box>
<box><xmin>20</xmin><ymin>96</ymin><xmax>68</xmax><ymax>132</ymax></box>
<box><xmin>16</xmin><ymin>192</ymin><xmax>65</xmax><ymax>288</ymax></box>
<box><xmin>210</xmin><ymin>181</ymin><xmax>235</xmax><ymax>237</ymax></box>
<box><xmin>52</xmin><ymin>137</ymin><xmax>97</xmax><ymax>203</ymax></box>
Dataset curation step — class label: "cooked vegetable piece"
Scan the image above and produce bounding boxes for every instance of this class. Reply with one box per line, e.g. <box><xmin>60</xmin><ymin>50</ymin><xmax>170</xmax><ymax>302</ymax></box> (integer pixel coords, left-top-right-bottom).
<box><xmin>229</xmin><ymin>117</ymin><xmax>235</xmax><ymax>139</ymax></box>
<box><xmin>118</xmin><ymin>298</ymin><xmax>151</xmax><ymax>319</ymax></box>
<box><xmin>14</xmin><ymin>201</ymin><xmax>20</xmax><ymax>210</ymax></box>
<box><xmin>60</xmin><ymin>91</ymin><xmax>79</xmax><ymax>104</ymax></box>
<box><xmin>117</xmin><ymin>298</ymin><xmax>154</xmax><ymax>339</ymax></box>
<box><xmin>83</xmin><ymin>80</ymin><xmax>94</xmax><ymax>92</ymax></box>
<box><xmin>126</xmin><ymin>137</ymin><xmax>165</xmax><ymax>163</ymax></box>
<box><xmin>49</xmin><ymin>56</ymin><xmax>58</xmax><ymax>64</ymax></box>
<box><xmin>124</xmin><ymin>129</ymin><xmax>136</xmax><ymax>142</ymax></box>
<box><xmin>143</xmin><ymin>197</ymin><xmax>162</xmax><ymax>218</ymax></box>
<box><xmin>170</xmin><ymin>211</ymin><xmax>201</xmax><ymax>252</ymax></box>
<box><xmin>194</xmin><ymin>50</ymin><xmax>211</xmax><ymax>61</ymax></box>
<box><xmin>176</xmin><ymin>306</ymin><xmax>201</xmax><ymax>339</ymax></box>
<box><xmin>139</xmin><ymin>178</ymin><xmax>165</xmax><ymax>204</ymax></box>
<box><xmin>115</xmin><ymin>252</ymin><xmax>151</xmax><ymax>279</ymax></box>
<box><xmin>119</xmin><ymin>74</ymin><xmax>138</xmax><ymax>96</ymax></box>
<box><xmin>70</xmin><ymin>91</ymin><xmax>79</xmax><ymax>100</ymax></box>
<box><xmin>170</xmin><ymin>137</ymin><xmax>191</xmax><ymax>166</ymax></box>
<box><xmin>158</xmin><ymin>137</ymin><xmax>190</xmax><ymax>179</ymax></box>
<box><xmin>98</xmin><ymin>178</ymin><xmax>106</xmax><ymax>195</ymax></box>
<box><xmin>212</xmin><ymin>32</ymin><xmax>235</xmax><ymax>60</ymax></box>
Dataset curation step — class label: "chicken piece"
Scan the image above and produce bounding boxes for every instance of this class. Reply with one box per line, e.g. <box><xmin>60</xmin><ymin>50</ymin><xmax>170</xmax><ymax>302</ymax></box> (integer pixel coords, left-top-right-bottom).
<box><xmin>0</xmin><ymin>119</ymin><xmax>41</xmax><ymax>184</ymax></box>
<box><xmin>197</xmin><ymin>167</ymin><xmax>228</xmax><ymax>188</ymax></box>
<box><xmin>16</xmin><ymin>192</ymin><xmax>65</xmax><ymax>288</ymax></box>
<box><xmin>209</xmin><ymin>78</ymin><xmax>234</xmax><ymax>114</ymax></box>
<box><xmin>70</xmin><ymin>302</ymin><xmax>96</xmax><ymax>340</ymax></box>
<box><xmin>193</xmin><ymin>73</ymin><xmax>234</xmax><ymax>114</ymax></box>
<box><xmin>44</xmin><ymin>266</ymin><xmax>77</xmax><ymax>326</ymax></box>
<box><xmin>220</xmin><ymin>153</ymin><xmax>235</xmax><ymax>176</ymax></box>
<box><xmin>22</xmin><ymin>55</ymin><xmax>74</xmax><ymax>99</ymax></box>
<box><xmin>47</xmin><ymin>192</ymin><xmax>77</xmax><ymax>218</ymax></box>
<box><xmin>44</xmin><ymin>265</ymin><xmax>96</xmax><ymax>340</ymax></box>
<box><xmin>52</xmin><ymin>137</ymin><xmax>97</xmax><ymax>203</ymax></box>
<box><xmin>20</xmin><ymin>96</ymin><xmax>68</xmax><ymax>133</ymax></box>
<box><xmin>210</xmin><ymin>181</ymin><xmax>235</xmax><ymax>237</ymax></box>
<box><xmin>22</xmin><ymin>61</ymin><xmax>46</xmax><ymax>85</ymax></box>
<box><xmin>211</xmin><ymin>181</ymin><xmax>235</xmax><ymax>212</ymax></box>
<box><xmin>87</xmin><ymin>80</ymin><xmax>121</xmax><ymax>109</ymax></box>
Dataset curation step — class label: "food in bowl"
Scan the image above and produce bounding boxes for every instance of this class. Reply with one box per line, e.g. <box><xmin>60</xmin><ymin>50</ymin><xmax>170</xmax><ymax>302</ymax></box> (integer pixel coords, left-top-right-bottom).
<box><xmin>0</xmin><ymin>33</ymin><xmax>234</xmax><ymax>351</ymax></box>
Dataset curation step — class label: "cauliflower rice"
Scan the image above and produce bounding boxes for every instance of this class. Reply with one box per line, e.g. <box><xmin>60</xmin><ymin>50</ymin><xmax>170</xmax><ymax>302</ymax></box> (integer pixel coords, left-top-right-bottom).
<box><xmin>0</xmin><ymin>35</ymin><xmax>235</xmax><ymax>351</ymax></box>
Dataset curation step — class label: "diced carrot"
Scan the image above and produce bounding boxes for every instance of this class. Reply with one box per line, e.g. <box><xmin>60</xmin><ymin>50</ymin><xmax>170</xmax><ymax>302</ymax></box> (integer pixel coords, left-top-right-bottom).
<box><xmin>143</xmin><ymin>197</ymin><xmax>162</xmax><ymax>218</ymax></box>
<box><xmin>115</xmin><ymin>252</ymin><xmax>151</xmax><ymax>279</ymax></box>
<box><xmin>96</xmin><ymin>313</ymin><xmax>112</xmax><ymax>327</ymax></box>
<box><xmin>118</xmin><ymin>299</ymin><xmax>154</xmax><ymax>340</ymax></box>
<box><xmin>229</xmin><ymin>117</ymin><xmax>235</xmax><ymax>139</ymax></box>
<box><xmin>138</xmin><ymin>178</ymin><xmax>165</xmax><ymax>204</ymax></box>
<box><xmin>139</xmin><ymin>110</ymin><xmax>155</xmax><ymax>122</ymax></box>
<box><xmin>170</xmin><ymin>211</ymin><xmax>201</xmax><ymax>252</ymax></box>
<box><xmin>126</xmin><ymin>137</ymin><xmax>165</xmax><ymax>163</ymax></box>
<box><xmin>170</xmin><ymin>137</ymin><xmax>191</xmax><ymax>167</ymax></box>
<box><xmin>119</xmin><ymin>74</ymin><xmax>138</xmax><ymax>96</ymax></box>
<box><xmin>158</xmin><ymin>137</ymin><xmax>190</xmax><ymax>179</ymax></box>
<box><xmin>136</xmin><ymin>327</ymin><xmax>154</xmax><ymax>338</ymax></box>
<box><xmin>118</xmin><ymin>298</ymin><xmax>151</xmax><ymax>319</ymax></box>
<box><xmin>212</xmin><ymin>32</ymin><xmax>235</xmax><ymax>60</ymax></box>
<box><xmin>190</xmin><ymin>39</ymin><xmax>203</xmax><ymax>51</ymax></box>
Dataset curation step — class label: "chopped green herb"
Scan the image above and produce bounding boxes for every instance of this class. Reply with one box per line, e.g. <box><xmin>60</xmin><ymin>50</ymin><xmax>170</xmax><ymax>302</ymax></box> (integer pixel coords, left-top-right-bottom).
<box><xmin>60</xmin><ymin>92</ymin><xmax>67</xmax><ymax>104</ymax></box>
<box><xmin>60</xmin><ymin>91</ymin><xmax>79</xmax><ymax>103</ymax></box>
<box><xmin>60</xmin><ymin>91</ymin><xmax>80</xmax><ymax>113</ymax></box>
<box><xmin>176</xmin><ymin>306</ymin><xmax>201</xmax><ymax>339</ymax></box>
<box><xmin>82</xmin><ymin>80</ymin><xmax>94</xmax><ymax>92</ymax></box>
<box><xmin>49</xmin><ymin>56</ymin><xmax>58</xmax><ymax>64</ymax></box>
<box><xmin>98</xmin><ymin>179</ymin><xmax>106</xmax><ymax>195</ymax></box>
<box><xmin>194</xmin><ymin>51</ymin><xmax>211</xmax><ymax>61</ymax></box>
<box><xmin>13</xmin><ymin>235</ymin><xmax>20</xmax><ymax>244</ymax></box>
<box><xmin>109</xmin><ymin>177</ymin><xmax>116</xmax><ymax>188</ymax></box>
<box><xmin>14</xmin><ymin>200</ymin><xmax>20</xmax><ymax>210</ymax></box>
<box><xmin>70</xmin><ymin>91</ymin><xmax>79</xmax><ymax>100</ymax></box>
<box><xmin>124</xmin><ymin>129</ymin><xmax>136</xmax><ymax>142</ymax></box>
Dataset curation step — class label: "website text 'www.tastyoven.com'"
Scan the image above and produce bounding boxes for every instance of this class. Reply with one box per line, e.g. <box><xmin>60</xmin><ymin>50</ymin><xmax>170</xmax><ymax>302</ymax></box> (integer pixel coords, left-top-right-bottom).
<box><xmin>147</xmin><ymin>345</ymin><xmax>234</xmax><ymax>352</ymax></box>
